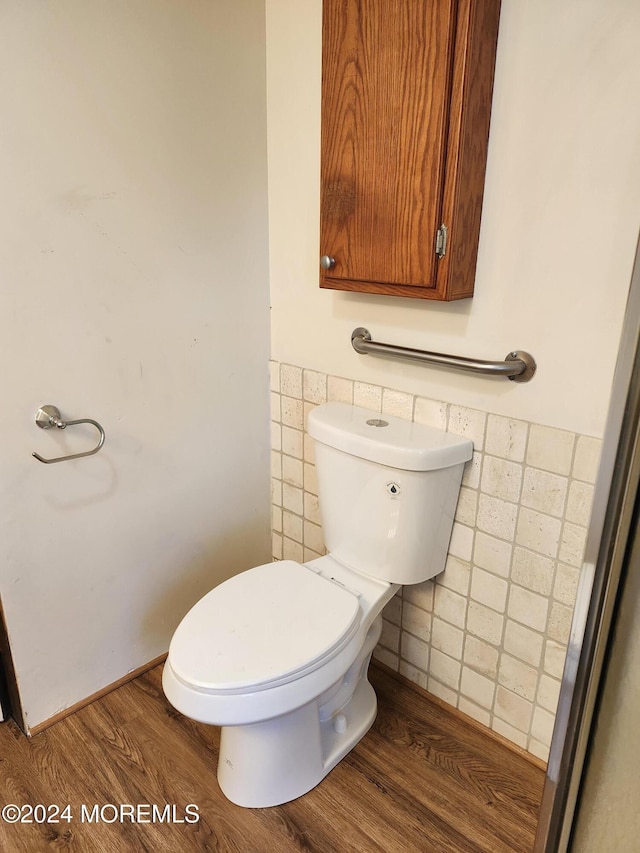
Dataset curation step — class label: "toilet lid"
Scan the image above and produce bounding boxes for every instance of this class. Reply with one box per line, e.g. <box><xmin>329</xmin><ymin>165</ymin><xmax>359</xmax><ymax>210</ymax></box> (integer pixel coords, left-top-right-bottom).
<box><xmin>169</xmin><ymin>561</ymin><xmax>361</xmax><ymax>692</ymax></box>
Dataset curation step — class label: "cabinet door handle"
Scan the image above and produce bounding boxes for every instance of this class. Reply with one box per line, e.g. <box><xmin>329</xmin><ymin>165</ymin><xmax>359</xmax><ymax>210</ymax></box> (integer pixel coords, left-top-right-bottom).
<box><xmin>320</xmin><ymin>255</ymin><xmax>336</xmax><ymax>270</ymax></box>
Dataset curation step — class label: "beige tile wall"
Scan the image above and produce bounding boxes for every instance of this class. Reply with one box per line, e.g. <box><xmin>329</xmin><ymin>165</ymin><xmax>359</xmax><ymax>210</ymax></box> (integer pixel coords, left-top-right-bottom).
<box><xmin>270</xmin><ymin>361</ymin><xmax>601</xmax><ymax>762</ymax></box>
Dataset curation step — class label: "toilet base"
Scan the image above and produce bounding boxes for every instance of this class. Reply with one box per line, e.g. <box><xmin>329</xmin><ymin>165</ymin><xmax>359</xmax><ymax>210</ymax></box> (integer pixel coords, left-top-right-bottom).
<box><xmin>217</xmin><ymin>675</ymin><xmax>377</xmax><ymax>808</ymax></box>
<box><xmin>216</xmin><ymin>617</ymin><xmax>382</xmax><ymax>808</ymax></box>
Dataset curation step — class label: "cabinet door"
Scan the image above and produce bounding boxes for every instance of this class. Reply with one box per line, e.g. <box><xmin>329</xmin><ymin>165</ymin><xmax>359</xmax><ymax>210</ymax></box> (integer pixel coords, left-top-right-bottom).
<box><xmin>320</xmin><ymin>0</ymin><xmax>456</xmax><ymax>294</ymax></box>
<box><xmin>320</xmin><ymin>0</ymin><xmax>501</xmax><ymax>301</ymax></box>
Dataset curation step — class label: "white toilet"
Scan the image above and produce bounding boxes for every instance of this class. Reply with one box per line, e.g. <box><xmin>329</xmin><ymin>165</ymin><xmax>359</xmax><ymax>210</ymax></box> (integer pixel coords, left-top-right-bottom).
<box><xmin>162</xmin><ymin>402</ymin><xmax>472</xmax><ymax>808</ymax></box>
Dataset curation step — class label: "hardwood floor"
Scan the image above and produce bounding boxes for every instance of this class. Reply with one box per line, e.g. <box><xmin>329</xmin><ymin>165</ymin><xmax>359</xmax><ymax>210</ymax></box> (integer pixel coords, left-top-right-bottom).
<box><xmin>0</xmin><ymin>664</ymin><xmax>544</xmax><ymax>852</ymax></box>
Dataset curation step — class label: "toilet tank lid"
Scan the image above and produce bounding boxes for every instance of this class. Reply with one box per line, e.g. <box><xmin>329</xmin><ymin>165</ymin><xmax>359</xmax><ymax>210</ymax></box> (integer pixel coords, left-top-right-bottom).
<box><xmin>307</xmin><ymin>402</ymin><xmax>473</xmax><ymax>471</ymax></box>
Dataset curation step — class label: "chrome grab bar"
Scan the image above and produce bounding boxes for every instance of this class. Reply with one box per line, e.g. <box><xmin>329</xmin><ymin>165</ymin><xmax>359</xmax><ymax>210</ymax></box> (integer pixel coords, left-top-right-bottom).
<box><xmin>351</xmin><ymin>328</ymin><xmax>537</xmax><ymax>383</ymax></box>
<box><xmin>33</xmin><ymin>404</ymin><xmax>106</xmax><ymax>464</ymax></box>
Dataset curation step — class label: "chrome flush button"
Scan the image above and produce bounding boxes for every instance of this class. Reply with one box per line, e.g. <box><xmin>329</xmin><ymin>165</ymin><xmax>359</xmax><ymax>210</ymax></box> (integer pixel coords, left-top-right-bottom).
<box><xmin>366</xmin><ymin>418</ymin><xmax>389</xmax><ymax>427</ymax></box>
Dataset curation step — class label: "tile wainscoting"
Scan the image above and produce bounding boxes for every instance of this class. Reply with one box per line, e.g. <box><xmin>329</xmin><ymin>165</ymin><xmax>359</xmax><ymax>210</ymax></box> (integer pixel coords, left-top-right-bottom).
<box><xmin>269</xmin><ymin>361</ymin><xmax>601</xmax><ymax>762</ymax></box>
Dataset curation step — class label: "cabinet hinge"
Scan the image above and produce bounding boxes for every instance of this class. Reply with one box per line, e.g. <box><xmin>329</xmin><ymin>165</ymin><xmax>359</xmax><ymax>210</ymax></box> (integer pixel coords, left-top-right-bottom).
<box><xmin>435</xmin><ymin>224</ymin><xmax>448</xmax><ymax>259</ymax></box>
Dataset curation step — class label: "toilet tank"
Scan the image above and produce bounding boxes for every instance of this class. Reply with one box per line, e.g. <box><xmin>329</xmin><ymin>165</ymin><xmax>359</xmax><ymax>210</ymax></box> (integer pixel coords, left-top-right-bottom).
<box><xmin>307</xmin><ymin>403</ymin><xmax>473</xmax><ymax>585</ymax></box>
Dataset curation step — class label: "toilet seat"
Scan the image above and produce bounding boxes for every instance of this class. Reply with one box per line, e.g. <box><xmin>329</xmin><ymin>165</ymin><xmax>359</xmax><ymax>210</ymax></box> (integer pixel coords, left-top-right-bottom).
<box><xmin>168</xmin><ymin>561</ymin><xmax>362</xmax><ymax>694</ymax></box>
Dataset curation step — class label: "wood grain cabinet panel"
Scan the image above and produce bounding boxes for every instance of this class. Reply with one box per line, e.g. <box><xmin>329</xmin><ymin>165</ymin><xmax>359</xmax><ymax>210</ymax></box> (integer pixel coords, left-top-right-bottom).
<box><xmin>320</xmin><ymin>0</ymin><xmax>501</xmax><ymax>301</ymax></box>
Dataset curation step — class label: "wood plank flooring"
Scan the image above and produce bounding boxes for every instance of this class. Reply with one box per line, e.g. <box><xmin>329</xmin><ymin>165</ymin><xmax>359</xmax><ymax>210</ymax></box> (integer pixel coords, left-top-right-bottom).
<box><xmin>0</xmin><ymin>664</ymin><xmax>544</xmax><ymax>852</ymax></box>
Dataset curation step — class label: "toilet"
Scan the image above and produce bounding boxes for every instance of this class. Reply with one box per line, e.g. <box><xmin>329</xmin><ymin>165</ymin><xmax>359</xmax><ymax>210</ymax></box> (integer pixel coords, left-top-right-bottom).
<box><xmin>162</xmin><ymin>402</ymin><xmax>473</xmax><ymax>808</ymax></box>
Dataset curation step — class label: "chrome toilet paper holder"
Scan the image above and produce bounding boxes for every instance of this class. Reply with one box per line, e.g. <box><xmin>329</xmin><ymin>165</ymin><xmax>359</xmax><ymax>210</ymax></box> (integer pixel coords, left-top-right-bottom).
<box><xmin>33</xmin><ymin>404</ymin><xmax>106</xmax><ymax>464</ymax></box>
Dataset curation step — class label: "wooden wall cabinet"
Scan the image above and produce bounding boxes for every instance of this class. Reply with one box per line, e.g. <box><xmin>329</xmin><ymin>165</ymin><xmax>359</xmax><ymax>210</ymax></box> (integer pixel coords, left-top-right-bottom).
<box><xmin>320</xmin><ymin>0</ymin><xmax>501</xmax><ymax>301</ymax></box>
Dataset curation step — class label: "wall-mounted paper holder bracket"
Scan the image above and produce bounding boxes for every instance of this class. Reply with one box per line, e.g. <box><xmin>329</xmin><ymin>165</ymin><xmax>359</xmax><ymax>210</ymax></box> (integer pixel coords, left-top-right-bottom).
<box><xmin>33</xmin><ymin>404</ymin><xmax>106</xmax><ymax>464</ymax></box>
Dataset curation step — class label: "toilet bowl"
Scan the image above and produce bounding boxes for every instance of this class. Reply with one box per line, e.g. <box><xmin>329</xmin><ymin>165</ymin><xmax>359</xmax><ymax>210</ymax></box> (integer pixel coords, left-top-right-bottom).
<box><xmin>163</xmin><ymin>402</ymin><xmax>472</xmax><ymax>807</ymax></box>
<box><xmin>163</xmin><ymin>555</ymin><xmax>396</xmax><ymax>807</ymax></box>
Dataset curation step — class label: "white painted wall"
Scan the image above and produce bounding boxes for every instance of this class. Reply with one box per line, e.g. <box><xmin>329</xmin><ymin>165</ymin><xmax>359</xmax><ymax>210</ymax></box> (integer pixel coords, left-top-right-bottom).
<box><xmin>267</xmin><ymin>0</ymin><xmax>640</xmax><ymax>438</ymax></box>
<box><xmin>0</xmin><ymin>0</ymin><xmax>271</xmax><ymax>729</ymax></box>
